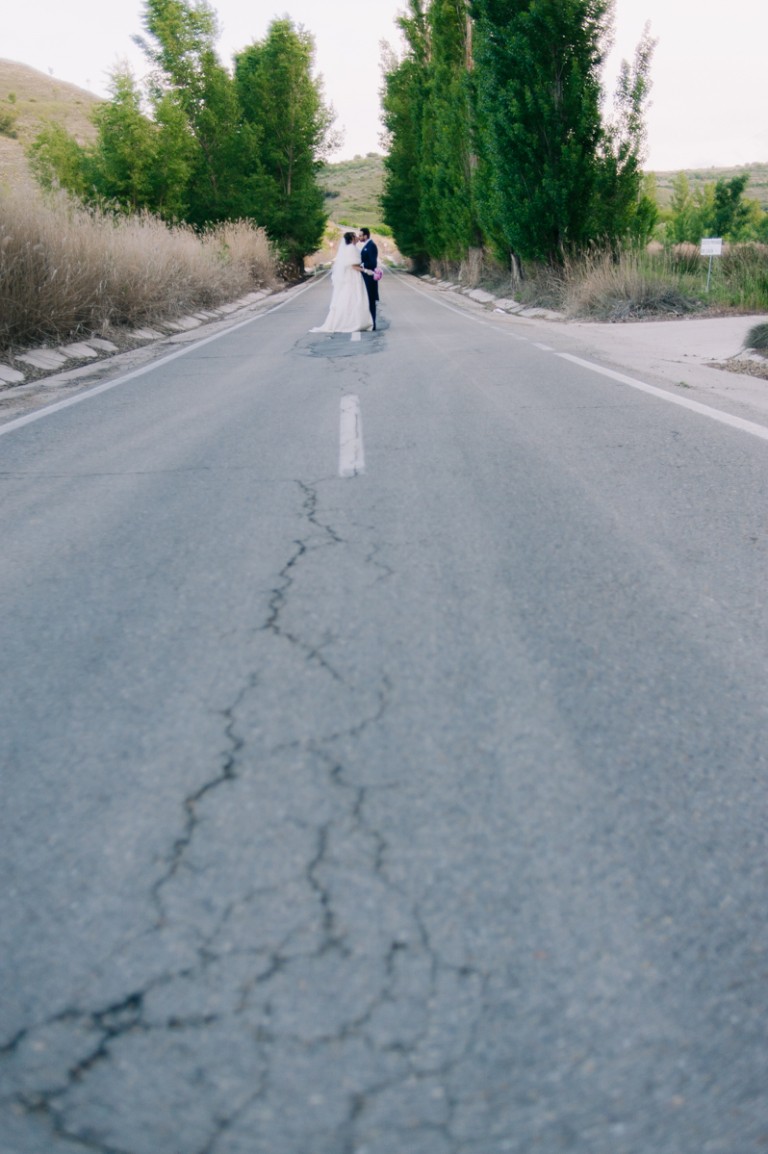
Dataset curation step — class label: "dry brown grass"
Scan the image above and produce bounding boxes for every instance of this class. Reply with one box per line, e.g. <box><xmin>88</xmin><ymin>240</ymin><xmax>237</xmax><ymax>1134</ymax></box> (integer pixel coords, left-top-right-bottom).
<box><xmin>472</xmin><ymin>240</ymin><xmax>768</xmax><ymax>317</ymax></box>
<box><xmin>0</xmin><ymin>187</ymin><xmax>280</xmax><ymax>350</ymax></box>
<box><xmin>562</xmin><ymin>245</ymin><xmax>768</xmax><ymax>318</ymax></box>
<box><xmin>562</xmin><ymin>250</ymin><xmax>701</xmax><ymax>320</ymax></box>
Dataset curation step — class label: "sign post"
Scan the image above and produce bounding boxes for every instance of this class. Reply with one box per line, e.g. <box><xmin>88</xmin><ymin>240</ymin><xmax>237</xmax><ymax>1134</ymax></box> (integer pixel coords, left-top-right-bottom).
<box><xmin>700</xmin><ymin>237</ymin><xmax>723</xmax><ymax>292</ymax></box>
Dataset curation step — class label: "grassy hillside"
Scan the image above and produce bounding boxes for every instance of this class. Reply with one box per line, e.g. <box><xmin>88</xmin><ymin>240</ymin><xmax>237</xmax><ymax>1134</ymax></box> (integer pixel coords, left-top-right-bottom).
<box><xmin>0</xmin><ymin>59</ymin><xmax>100</xmax><ymax>189</ymax></box>
<box><xmin>318</xmin><ymin>153</ymin><xmax>387</xmax><ymax>233</ymax></box>
<box><xmin>0</xmin><ymin>59</ymin><xmax>100</xmax><ymax>141</ymax></box>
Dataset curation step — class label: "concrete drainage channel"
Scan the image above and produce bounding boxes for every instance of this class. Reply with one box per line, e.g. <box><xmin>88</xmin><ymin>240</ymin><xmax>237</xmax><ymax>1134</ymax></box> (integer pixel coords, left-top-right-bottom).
<box><xmin>0</xmin><ymin>290</ymin><xmax>279</xmax><ymax>385</ymax></box>
<box><xmin>0</xmin><ymin>288</ymin><xmax>296</xmax><ymax>422</ymax></box>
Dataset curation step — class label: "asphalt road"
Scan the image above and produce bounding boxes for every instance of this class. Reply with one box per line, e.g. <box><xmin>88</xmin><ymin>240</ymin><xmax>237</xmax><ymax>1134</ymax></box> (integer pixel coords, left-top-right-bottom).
<box><xmin>1</xmin><ymin>273</ymin><xmax>767</xmax><ymax>1154</ymax></box>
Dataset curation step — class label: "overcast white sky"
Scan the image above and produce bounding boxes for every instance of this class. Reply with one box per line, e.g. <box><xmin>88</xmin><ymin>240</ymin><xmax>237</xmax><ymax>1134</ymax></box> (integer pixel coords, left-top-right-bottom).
<box><xmin>4</xmin><ymin>0</ymin><xmax>766</xmax><ymax>172</ymax></box>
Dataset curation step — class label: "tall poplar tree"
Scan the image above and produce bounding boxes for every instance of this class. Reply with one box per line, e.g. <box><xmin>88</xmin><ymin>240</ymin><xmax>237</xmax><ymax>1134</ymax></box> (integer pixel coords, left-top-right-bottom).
<box><xmin>28</xmin><ymin>0</ymin><xmax>334</xmax><ymax>270</ymax></box>
<box><xmin>380</xmin><ymin>1</ymin><xmax>430</xmax><ymax>268</ymax></box>
<box><xmin>472</xmin><ymin>0</ymin><xmax>612</xmax><ymax>266</ymax></box>
<box><xmin>89</xmin><ymin>67</ymin><xmax>194</xmax><ymax>219</ymax></box>
<box><xmin>235</xmin><ymin>19</ymin><xmax>334</xmax><ymax>276</ymax></box>
<box><xmin>594</xmin><ymin>24</ymin><xmax>657</xmax><ymax>248</ymax></box>
<box><xmin>420</xmin><ymin>0</ymin><xmax>479</xmax><ymax>262</ymax></box>
<box><xmin>136</xmin><ymin>0</ymin><xmax>247</xmax><ymax>224</ymax></box>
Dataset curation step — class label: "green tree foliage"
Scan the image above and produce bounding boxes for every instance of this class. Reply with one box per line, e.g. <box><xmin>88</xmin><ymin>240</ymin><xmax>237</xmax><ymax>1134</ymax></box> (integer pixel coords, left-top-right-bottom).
<box><xmin>472</xmin><ymin>0</ymin><xmax>613</xmax><ymax>264</ymax></box>
<box><xmin>28</xmin><ymin>67</ymin><xmax>194</xmax><ymax>220</ymax></box>
<box><xmin>136</xmin><ymin>0</ymin><xmax>248</xmax><ymax>224</ymax></box>
<box><xmin>711</xmin><ymin>175</ymin><xmax>753</xmax><ymax>240</ymax></box>
<box><xmin>594</xmin><ymin>24</ymin><xmax>657</xmax><ymax>247</ymax></box>
<box><xmin>146</xmin><ymin>93</ymin><xmax>198</xmax><ymax>218</ymax></box>
<box><xmin>667</xmin><ymin>173</ymin><xmax>762</xmax><ymax>243</ymax></box>
<box><xmin>381</xmin><ymin>2</ymin><xmax>431</xmax><ymax>268</ymax></box>
<box><xmin>26</xmin><ymin>1</ymin><xmax>333</xmax><ymax>274</ymax></box>
<box><xmin>383</xmin><ymin>0</ymin><xmax>657</xmax><ymax>271</ymax></box>
<box><xmin>28</xmin><ymin>122</ymin><xmax>91</xmax><ymax>199</ymax></box>
<box><xmin>235</xmin><ymin>19</ymin><xmax>334</xmax><ymax>276</ymax></box>
<box><xmin>89</xmin><ymin>68</ymin><xmax>163</xmax><ymax>211</ymax></box>
<box><xmin>92</xmin><ymin>67</ymin><xmax>195</xmax><ymax>218</ymax></box>
<box><xmin>746</xmin><ymin>202</ymin><xmax>768</xmax><ymax>243</ymax></box>
<box><xmin>382</xmin><ymin>0</ymin><xmax>480</xmax><ymax>267</ymax></box>
<box><xmin>667</xmin><ymin>173</ymin><xmax>696</xmax><ymax>244</ymax></box>
<box><xmin>420</xmin><ymin>0</ymin><xmax>479</xmax><ymax>261</ymax></box>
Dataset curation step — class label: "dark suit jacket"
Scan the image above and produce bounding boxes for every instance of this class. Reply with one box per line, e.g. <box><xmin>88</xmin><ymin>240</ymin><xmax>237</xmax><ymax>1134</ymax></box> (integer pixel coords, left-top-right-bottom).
<box><xmin>360</xmin><ymin>239</ymin><xmax>379</xmax><ymax>302</ymax></box>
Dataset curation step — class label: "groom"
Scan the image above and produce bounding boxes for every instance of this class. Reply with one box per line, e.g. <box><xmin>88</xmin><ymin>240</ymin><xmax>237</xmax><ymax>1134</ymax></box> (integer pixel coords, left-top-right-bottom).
<box><xmin>358</xmin><ymin>227</ymin><xmax>379</xmax><ymax>331</ymax></box>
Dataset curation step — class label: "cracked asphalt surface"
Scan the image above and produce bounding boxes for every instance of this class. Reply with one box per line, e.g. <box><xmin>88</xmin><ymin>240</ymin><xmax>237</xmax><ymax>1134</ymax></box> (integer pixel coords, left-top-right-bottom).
<box><xmin>1</xmin><ymin>275</ymin><xmax>768</xmax><ymax>1153</ymax></box>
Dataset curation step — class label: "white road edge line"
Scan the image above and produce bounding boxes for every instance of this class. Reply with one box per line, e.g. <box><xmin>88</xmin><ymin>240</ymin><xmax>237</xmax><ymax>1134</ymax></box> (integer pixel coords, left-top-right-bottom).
<box><xmin>558</xmin><ymin>353</ymin><xmax>768</xmax><ymax>444</ymax></box>
<box><xmin>0</xmin><ymin>279</ymin><xmax>320</xmax><ymax>438</ymax></box>
<box><xmin>339</xmin><ymin>395</ymin><xmax>365</xmax><ymax>478</ymax></box>
<box><xmin>400</xmin><ymin>275</ymin><xmax>768</xmax><ymax>444</ymax></box>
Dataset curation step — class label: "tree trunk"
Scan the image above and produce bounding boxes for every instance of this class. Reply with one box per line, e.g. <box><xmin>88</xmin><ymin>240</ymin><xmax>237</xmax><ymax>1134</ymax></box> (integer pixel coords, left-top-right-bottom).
<box><xmin>510</xmin><ymin>250</ymin><xmax>524</xmax><ymax>286</ymax></box>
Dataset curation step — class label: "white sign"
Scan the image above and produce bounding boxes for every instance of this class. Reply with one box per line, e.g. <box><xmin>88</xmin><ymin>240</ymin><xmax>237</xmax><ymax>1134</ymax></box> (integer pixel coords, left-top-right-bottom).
<box><xmin>701</xmin><ymin>237</ymin><xmax>723</xmax><ymax>256</ymax></box>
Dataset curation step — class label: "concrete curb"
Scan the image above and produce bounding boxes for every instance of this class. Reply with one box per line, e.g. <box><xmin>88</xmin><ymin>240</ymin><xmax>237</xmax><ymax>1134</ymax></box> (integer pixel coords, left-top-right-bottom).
<box><xmin>417</xmin><ymin>274</ymin><xmax>564</xmax><ymax>321</ymax></box>
<box><xmin>0</xmin><ymin>289</ymin><xmax>276</xmax><ymax>389</ymax></box>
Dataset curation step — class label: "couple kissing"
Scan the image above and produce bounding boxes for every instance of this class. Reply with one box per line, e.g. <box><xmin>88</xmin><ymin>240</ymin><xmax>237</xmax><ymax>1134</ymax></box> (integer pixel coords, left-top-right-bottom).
<box><xmin>310</xmin><ymin>227</ymin><xmax>380</xmax><ymax>334</ymax></box>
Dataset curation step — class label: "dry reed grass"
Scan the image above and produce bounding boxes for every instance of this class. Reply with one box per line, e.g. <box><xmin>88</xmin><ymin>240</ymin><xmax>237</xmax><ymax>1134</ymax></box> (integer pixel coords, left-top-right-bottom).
<box><xmin>0</xmin><ymin>188</ymin><xmax>279</xmax><ymax>350</ymax></box>
<box><xmin>562</xmin><ymin>250</ymin><xmax>700</xmax><ymax>320</ymax></box>
<box><xmin>472</xmin><ymin>242</ymin><xmax>768</xmax><ymax>317</ymax></box>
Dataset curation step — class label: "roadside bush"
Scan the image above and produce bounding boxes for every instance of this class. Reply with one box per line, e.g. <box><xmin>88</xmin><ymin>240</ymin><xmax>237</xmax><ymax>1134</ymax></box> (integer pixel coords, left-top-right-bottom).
<box><xmin>746</xmin><ymin>322</ymin><xmax>768</xmax><ymax>352</ymax></box>
<box><xmin>0</xmin><ymin>105</ymin><xmax>18</xmax><ymax>138</ymax></box>
<box><xmin>0</xmin><ymin>188</ymin><xmax>279</xmax><ymax>351</ymax></box>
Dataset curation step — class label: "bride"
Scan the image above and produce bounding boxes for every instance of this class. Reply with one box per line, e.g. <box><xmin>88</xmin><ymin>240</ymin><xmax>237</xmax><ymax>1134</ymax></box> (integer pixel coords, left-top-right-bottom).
<box><xmin>310</xmin><ymin>232</ymin><xmax>373</xmax><ymax>333</ymax></box>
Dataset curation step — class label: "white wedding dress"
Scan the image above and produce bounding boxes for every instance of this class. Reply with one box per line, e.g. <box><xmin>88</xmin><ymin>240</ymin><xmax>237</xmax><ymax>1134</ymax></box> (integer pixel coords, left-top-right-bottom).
<box><xmin>310</xmin><ymin>241</ymin><xmax>373</xmax><ymax>333</ymax></box>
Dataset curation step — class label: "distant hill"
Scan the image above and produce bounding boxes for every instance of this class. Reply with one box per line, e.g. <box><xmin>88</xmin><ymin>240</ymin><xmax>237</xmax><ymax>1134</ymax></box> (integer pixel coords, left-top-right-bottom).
<box><xmin>652</xmin><ymin>161</ymin><xmax>768</xmax><ymax>212</ymax></box>
<box><xmin>318</xmin><ymin>154</ymin><xmax>387</xmax><ymax>234</ymax></box>
<box><xmin>0</xmin><ymin>59</ymin><xmax>100</xmax><ymax>188</ymax></box>
<box><xmin>0</xmin><ymin>59</ymin><xmax>100</xmax><ymax>142</ymax></box>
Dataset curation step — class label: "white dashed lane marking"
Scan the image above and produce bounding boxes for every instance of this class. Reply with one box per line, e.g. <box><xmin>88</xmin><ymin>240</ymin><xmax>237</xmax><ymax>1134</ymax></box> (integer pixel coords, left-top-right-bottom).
<box><xmin>339</xmin><ymin>395</ymin><xmax>365</xmax><ymax>477</ymax></box>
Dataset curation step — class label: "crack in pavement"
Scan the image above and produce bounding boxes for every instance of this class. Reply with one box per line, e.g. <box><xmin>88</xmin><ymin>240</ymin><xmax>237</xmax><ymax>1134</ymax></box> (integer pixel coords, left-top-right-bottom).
<box><xmin>2</xmin><ymin>994</ymin><xmax>150</xmax><ymax>1153</ymax></box>
<box><xmin>1</xmin><ymin>476</ymin><xmax>493</xmax><ymax>1154</ymax></box>
<box><xmin>149</xmin><ymin>476</ymin><xmax>355</xmax><ymax>916</ymax></box>
<box><xmin>262</xmin><ymin>480</ymin><xmax>346</xmax><ymax>682</ymax></box>
<box><xmin>150</xmin><ymin>678</ymin><xmax>253</xmax><ymax>921</ymax></box>
<box><xmin>2</xmin><ymin>976</ymin><xmax>273</xmax><ymax>1154</ymax></box>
